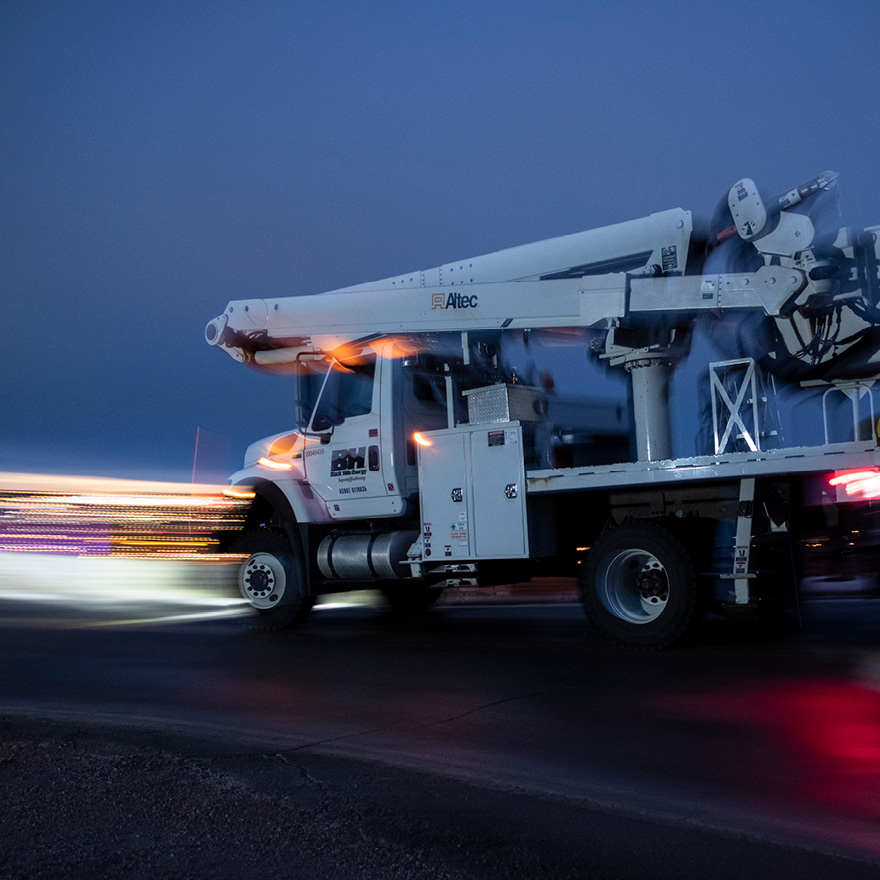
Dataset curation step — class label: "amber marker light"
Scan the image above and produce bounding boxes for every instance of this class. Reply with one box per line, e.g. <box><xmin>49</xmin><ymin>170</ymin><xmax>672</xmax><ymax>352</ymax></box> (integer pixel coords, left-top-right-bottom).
<box><xmin>412</xmin><ymin>432</ymin><xmax>433</xmax><ymax>448</ymax></box>
<box><xmin>257</xmin><ymin>457</ymin><xmax>294</xmax><ymax>470</ymax></box>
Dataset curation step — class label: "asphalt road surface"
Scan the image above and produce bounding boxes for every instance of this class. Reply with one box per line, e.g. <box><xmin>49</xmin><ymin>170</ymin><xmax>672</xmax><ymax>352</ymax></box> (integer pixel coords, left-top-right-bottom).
<box><xmin>3</xmin><ymin>579</ymin><xmax>880</xmax><ymax>878</ymax></box>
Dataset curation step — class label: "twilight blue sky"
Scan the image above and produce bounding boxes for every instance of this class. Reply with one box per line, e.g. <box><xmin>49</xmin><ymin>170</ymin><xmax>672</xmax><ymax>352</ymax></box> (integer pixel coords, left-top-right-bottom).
<box><xmin>2</xmin><ymin>1</ymin><xmax>879</xmax><ymax>480</ymax></box>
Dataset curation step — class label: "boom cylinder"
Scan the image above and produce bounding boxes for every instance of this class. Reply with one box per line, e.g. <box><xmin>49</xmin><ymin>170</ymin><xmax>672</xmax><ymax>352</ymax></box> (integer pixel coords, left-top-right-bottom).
<box><xmin>626</xmin><ymin>357</ymin><xmax>672</xmax><ymax>461</ymax></box>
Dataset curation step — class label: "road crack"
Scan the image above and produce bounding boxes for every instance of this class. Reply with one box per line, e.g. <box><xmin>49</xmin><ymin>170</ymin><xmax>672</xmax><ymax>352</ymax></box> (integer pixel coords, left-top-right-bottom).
<box><xmin>406</xmin><ymin>689</ymin><xmax>551</xmax><ymax>731</ymax></box>
<box><xmin>278</xmin><ymin>688</ymin><xmax>555</xmax><ymax>754</ymax></box>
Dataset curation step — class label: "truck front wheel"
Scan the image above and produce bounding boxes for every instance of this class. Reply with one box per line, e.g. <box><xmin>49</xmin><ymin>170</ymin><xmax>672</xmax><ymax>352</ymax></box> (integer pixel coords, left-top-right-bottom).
<box><xmin>228</xmin><ymin>529</ymin><xmax>314</xmax><ymax>631</ymax></box>
<box><xmin>581</xmin><ymin>522</ymin><xmax>696</xmax><ymax>650</ymax></box>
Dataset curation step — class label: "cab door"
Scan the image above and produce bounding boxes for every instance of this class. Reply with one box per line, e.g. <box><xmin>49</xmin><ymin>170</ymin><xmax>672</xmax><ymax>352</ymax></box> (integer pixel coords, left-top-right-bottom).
<box><xmin>303</xmin><ymin>354</ymin><xmax>404</xmax><ymax>519</ymax></box>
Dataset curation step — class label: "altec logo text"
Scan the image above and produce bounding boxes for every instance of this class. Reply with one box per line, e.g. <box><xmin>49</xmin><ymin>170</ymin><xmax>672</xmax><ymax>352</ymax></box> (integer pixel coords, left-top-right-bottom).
<box><xmin>432</xmin><ymin>292</ymin><xmax>479</xmax><ymax>310</ymax></box>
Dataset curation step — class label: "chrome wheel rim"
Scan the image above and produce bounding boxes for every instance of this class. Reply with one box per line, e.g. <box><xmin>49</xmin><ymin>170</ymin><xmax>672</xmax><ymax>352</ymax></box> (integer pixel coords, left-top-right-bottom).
<box><xmin>597</xmin><ymin>548</ymin><xmax>669</xmax><ymax>624</ymax></box>
<box><xmin>239</xmin><ymin>552</ymin><xmax>286</xmax><ymax>609</ymax></box>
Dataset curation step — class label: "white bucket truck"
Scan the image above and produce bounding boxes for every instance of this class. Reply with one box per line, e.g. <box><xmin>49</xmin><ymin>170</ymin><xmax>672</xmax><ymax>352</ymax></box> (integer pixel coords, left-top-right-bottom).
<box><xmin>206</xmin><ymin>172</ymin><xmax>880</xmax><ymax>648</ymax></box>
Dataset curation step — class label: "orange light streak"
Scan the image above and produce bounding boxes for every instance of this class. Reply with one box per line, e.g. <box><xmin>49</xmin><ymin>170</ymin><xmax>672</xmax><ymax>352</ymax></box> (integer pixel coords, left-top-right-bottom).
<box><xmin>223</xmin><ymin>488</ymin><xmax>256</xmax><ymax>499</ymax></box>
<box><xmin>0</xmin><ymin>472</ymin><xmax>249</xmax><ymax>558</ymax></box>
<box><xmin>257</xmin><ymin>456</ymin><xmax>294</xmax><ymax>470</ymax></box>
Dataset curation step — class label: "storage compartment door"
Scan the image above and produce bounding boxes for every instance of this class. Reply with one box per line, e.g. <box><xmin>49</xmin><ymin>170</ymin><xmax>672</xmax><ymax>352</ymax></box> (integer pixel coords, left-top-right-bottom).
<box><xmin>470</xmin><ymin>427</ymin><xmax>528</xmax><ymax>558</ymax></box>
<box><xmin>417</xmin><ymin>432</ymin><xmax>473</xmax><ymax>560</ymax></box>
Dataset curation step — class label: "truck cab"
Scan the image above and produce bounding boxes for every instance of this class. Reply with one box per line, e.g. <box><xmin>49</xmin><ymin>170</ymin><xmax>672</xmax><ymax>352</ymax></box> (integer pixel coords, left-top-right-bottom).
<box><xmin>241</xmin><ymin>341</ymin><xmax>462</xmax><ymax>525</ymax></box>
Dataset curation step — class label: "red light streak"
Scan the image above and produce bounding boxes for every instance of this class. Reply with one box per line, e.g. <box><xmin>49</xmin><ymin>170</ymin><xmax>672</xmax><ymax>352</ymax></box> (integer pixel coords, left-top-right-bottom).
<box><xmin>829</xmin><ymin>469</ymin><xmax>880</xmax><ymax>500</ymax></box>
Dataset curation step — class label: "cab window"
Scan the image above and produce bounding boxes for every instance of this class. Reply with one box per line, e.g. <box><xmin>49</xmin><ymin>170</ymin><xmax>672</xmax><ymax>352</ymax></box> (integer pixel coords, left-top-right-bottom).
<box><xmin>403</xmin><ymin>367</ymin><xmax>449</xmax><ymax>465</ymax></box>
<box><xmin>311</xmin><ymin>355</ymin><xmax>376</xmax><ymax>429</ymax></box>
<box><xmin>295</xmin><ymin>361</ymin><xmax>330</xmax><ymax>429</ymax></box>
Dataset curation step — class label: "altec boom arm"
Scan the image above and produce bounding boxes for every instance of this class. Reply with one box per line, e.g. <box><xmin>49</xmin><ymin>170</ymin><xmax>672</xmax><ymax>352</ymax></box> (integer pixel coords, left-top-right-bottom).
<box><xmin>205</xmin><ymin>208</ymin><xmax>692</xmax><ymax>365</ymax></box>
<box><xmin>206</xmin><ymin>174</ymin><xmax>880</xmax><ymax>382</ymax></box>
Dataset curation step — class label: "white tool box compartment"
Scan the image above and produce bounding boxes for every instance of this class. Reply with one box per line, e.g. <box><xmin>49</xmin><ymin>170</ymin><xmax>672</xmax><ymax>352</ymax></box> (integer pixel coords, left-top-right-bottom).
<box><xmin>417</xmin><ymin>423</ymin><xmax>528</xmax><ymax>561</ymax></box>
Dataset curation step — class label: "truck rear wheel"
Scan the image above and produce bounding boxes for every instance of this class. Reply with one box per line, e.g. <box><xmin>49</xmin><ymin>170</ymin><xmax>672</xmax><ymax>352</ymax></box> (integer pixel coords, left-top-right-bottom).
<box><xmin>228</xmin><ymin>529</ymin><xmax>314</xmax><ymax>631</ymax></box>
<box><xmin>581</xmin><ymin>522</ymin><xmax>696</xmax><ymax>650</ymax></box>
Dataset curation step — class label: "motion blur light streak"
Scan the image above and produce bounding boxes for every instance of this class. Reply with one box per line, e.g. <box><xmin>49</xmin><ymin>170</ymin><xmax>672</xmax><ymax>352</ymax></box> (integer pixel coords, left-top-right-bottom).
<box><xmin>0</xmin><ymin>552</ymin><xmax>249</xmax><ymax>626</ymax></box>
<box><xmin>665</xmin><ymin>678</ymin><xmax>880</xmax><ymax>832</ymax></box>
<box><xmin>223</xmin><ymin>488</ymin><xmax>256</xmax><ymax>499</ymax></box>
<box><xmin>0</xmin><ymin>472</ymin><xmax>248</xmax><ymax>558</ymax></box>
<box><xmin>0</xmin><ymin>472</ymin><xmax>253</xmax><ymax>625</ymax></box>
<box><xmin>0</xmin><ymin>472</ymin><xmax>377</xmax><ymax>627</ymax></box>
<box><xmin>257</xmin><ymin>456</ymin><xmax>294</xmax><ymax>470</ymax></box>
<box><xmin>830</xmin><ymin>469</ymin><xmax>880</xmax><ymax>501</ymax></box>
<box><xmin>0</xmin><ymin>551</ymin><xmax>374</xmax><ymax>629</ymax></box>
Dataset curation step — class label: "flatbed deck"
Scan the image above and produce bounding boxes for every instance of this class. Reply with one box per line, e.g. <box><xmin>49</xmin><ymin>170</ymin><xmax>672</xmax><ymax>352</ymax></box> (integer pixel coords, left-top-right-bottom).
<box><xmin>525</xmin><ymin>440</ymin><xmax>880</xmax><ymax>494</ymax></box>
